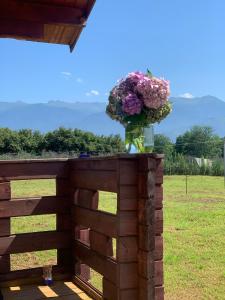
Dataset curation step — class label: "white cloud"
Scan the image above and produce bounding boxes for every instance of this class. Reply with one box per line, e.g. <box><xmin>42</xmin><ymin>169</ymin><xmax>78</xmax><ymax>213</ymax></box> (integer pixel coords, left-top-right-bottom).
<box><xmin>61</xmin><ymin>71</ymin><xmax>72</xmax><ymax>77</ymax></box>
<box><xmin>179</xmin><ymin>93</ymin><xmax>194</xmax><ymax>99</ymax></box>
<box><xmin>76</xmin><ymin>77</ymin><xmax>83</xmax><ymax>83</ymax></box>
<box><xmin>86</xmin><ymin>90</ymin><xmax>100</xmax><ymax>97</ymax></box>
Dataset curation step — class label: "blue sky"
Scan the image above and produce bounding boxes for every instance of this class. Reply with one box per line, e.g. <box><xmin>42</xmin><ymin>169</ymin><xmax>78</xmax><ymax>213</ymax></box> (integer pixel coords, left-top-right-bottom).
<box><xmin>1</xmin><ymin>0</ymin><xmax>225</xmax><ymax>103</ymax></box>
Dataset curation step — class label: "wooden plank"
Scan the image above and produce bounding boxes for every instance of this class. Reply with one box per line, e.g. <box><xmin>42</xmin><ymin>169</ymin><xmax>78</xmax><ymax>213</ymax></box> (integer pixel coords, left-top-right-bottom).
<box><xmin>119</xmin><ymin>160</ymin><xmax>138</xmax><ymax>185</ymax></box>
<box><xmin>56</xmin><ymin>178</ymin><xmax>73</xmax><ymax>270</ymax></box>
<box><xmin>117</xmin><ymin>211</ymin><xmax>137</xmax><ymax>236</ymax></box>
<box><xmin>139</xmin><ymin>278</ymin><xmax>164</xmax><ymax>300</ymax></box>
<box><xmin>155</xmin><ymin>184</ymin><xmax>163</xmax><ymax>209</ymax></box>
<box><xmin>103</xmin><ymin>278</ymin><xmax>138</xmax><ymax>300</ymax></box>
<box><xmin>74</xmin><ymin>206</ymin><xmax>117</xmax><ymax>238</ymax></box>
<box><xmin>70</xmin><ymin>170</ymin><xmax>117</xmax><ymax>192</ymax></box>
<box><xmin>90</xmin><ymin>230</ymin><xmax>113</xmax><ymax>257</ymax></box>
<box><xmin>0</xmin><ymin>182</ymin><xmax>11</xmax><ymax>200</ymax></box>
<box><xmin>0</xmin><ymin>160</ymin><xmax>68</xmax><ymax>180</ymax></box>
<box><xmin>118</xmin><ymin>185</ymin><xmax>138</xmax><ymax>211</ymax></box>
<box><xmin>138</xmin><ymin>253</ymin><xmax>163</xmax><ymax>285</ymax></box>
<box><xmin>0</xmin><ymin>0</ymin><xmax>83</xmax><ymax>25</ymax></box>
<box><xmin>138</xmin><ymin>203</ymin><xmax>163</xmax><ymax>230</ymax></box>
<box><xmin>117</xmin><ymin>237</ymin><xmax>137</xmax><ymax>263</ymax></box>
<box><xmin>70</xmin><ymin>159</ymin><xmax>117</xmax><ymax>171</ymax></box>
<box><xmin>118</xmin><ymin>263</ymin><xmax>138</xmax><ymax>289</ymax></box>
<box><xmin>0</xmin><ymin>196</ymin><xmax>70</xmax><ymax>218</ymax></box>
<box><xmin>74</xmin><ymin>240</ymin><xmax>117</xmax><ymax>284</ymax></box>
<box><xmin>0</xmin><ymin>266</ymin><xmax>71</xmax><ymax>286</ymax></box>
<box><xmin>0</xmin><ymin>19</ymin><xmax>43</xmax><ymax>39</ymax></box>
<box><xmin>154</xmin><ymin>236</ymin><xmax>163</xmax><ymax>261</ymax></box>
<box><xmin>0</xmin><ymin>181</ymin><xmax>11</xmax><ymax>274</ymax></box>
<box><xmin>0</xmin><ymin>231</ymin><xmax>71</xmax><ymax>255</ymax></box>
<box><xmin>73</xmin><ymin>276</ymin><xmax>102</xmax><ymax>300</ymax></box>
<box><xmin>0</xmin><ymin>255</ymin><xmax>10</xmax><ymax>274</ymax></box>
<box><xmin>0</xmin><ymin>219</ymin><xmax>10</xmax><ymax>236</ymax></box>
<box><xmin>74</xmin><ymin>189</ymin><xmax>98</xmax><ymax>210</ymax></box>
<box><xmin>155</xmin><ymin>286</ymin><xmax>164</xmax><ymax>300</ymax></box>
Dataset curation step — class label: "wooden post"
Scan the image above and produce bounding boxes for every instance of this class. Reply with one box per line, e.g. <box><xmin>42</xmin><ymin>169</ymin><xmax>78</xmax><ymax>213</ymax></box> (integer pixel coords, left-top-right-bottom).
<box><xmin>103</xmin><ymin>157</ymin><xmax>139</xmax><ymax>299</ymax></box>
<box><xmin>74</xmin><ymin>189</ymin><xmax>100</xmax><ymax>282</ymax></box>
<box><xmin>138</xmin><ymin>155</ymin><xmax>164</xmax><ymax>300</ymax></box>
<box><xmin>56</xmin><ymin>178</ymin><xmax>73</xmax><ymax>271</ymax></box>
<box><xmin>0</xmin><ymin>181</ymin><xmax>11</xmax><ymax>274</ymax></box>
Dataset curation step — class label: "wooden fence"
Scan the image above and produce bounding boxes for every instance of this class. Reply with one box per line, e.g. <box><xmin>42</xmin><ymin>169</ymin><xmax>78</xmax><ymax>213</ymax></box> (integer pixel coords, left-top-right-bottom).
<box><xmin>0</xmin><ymin>154</ymin><xmax>164</xmax><ymax>299</ymax></box>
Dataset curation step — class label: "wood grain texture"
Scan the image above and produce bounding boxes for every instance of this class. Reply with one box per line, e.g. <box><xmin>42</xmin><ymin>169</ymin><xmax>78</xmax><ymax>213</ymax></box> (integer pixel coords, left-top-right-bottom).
<box><xmin>74</xmin><ymin>240</ymin><xmax>117</xmax><ymax>283</ymax></box>
<box><xmin>0</xmin><ymin>196</ymin><xmax>70</xmax><ymax>218</ymax></box>
<box><xmin>0</xmin><ymin>160</ymin><xmax>68</xmax><ymax>180</ymax></box>
<box><xmin>0</xmin><ymin>231</ymin><xmax>71</xmax><ymax>255</ymax></box>
<box><xmin>89</xmin><ymin>230</ymin><xmax>113</xmax><ymax>257</ymax></box>
<box><xmin>70</xmin><ymin>169</ymin><xmax>117</xmax><ymax>192</ymax></box>
<box><xmin>103</xmin><ymin>278</ymin><xmax>138</xmax><ymax>300</ymax></box>
<box><xmin>0</xmin><ymin>181</ymin><xmax>11</xmax><ymax>274</ymax></box>
<box><xmin>74</xmin><ymin>206</ymin><xmax>117</xmax><ymax>237</ymax></box>
<box><xmin>0</xmin><ymin>265</ymin><xmax>71</xmax><ymax>286</ymax></box>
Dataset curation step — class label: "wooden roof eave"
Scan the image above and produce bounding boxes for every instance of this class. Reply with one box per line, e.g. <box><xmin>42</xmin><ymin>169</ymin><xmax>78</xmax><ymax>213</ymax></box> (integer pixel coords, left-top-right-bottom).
<box><xmin>0</xmin><ymin>0</ymin><xmax>96</xmax><ymax>52</ymax></box>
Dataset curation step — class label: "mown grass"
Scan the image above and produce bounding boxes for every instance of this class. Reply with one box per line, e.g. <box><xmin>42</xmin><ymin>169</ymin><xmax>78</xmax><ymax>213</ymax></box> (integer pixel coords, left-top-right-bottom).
<box><xmin>10</xmin><ymin>176</ymin><xmax>225</xmax><ymax>300</ymax></box>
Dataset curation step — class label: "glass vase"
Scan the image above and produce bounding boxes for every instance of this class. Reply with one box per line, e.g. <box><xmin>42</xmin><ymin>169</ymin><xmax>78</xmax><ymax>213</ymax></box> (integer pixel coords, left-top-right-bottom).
<box><xmin>125</xmin><ymin>124</ymin><xmax>154</xmax><ymax>153</ymax></box>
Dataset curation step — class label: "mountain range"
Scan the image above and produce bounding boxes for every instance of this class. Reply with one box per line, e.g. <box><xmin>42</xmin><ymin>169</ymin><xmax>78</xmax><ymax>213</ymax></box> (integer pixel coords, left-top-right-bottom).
<box><xmin>0</xmin><ymin>95</ymin><xmax>225</xmax><ymax>140</ymax></box>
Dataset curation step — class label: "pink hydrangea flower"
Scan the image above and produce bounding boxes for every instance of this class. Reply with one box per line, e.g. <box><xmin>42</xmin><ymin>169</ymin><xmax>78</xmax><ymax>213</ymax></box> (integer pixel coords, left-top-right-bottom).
<box><xmin>122</xmin><ymin>93</ymin><xmax>143</xmax><ymax>115</ymax></box>
<box><xmin>136</xmin><ymin>77</ymin><xmax>170</xmax><ymax>109</ymax></box>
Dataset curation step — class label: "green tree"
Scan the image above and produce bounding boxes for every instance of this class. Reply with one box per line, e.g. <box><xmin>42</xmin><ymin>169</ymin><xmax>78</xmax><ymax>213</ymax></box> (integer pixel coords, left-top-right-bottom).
<box><xmin>175</xmin><ymin>126</ymin><xmax>222</xmax><ymax>158</ymax></box>
<box><xmin>153</xmin><ymin>134</ymin><xmax>174</xmax><ymax>158</ymax></box>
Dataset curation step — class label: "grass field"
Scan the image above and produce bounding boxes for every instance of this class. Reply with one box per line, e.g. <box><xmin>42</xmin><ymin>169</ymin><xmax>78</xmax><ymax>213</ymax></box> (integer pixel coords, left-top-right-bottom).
<box><xmin>10</xmin><ymin>176</ymin><xmax>225</xmax><ymax>300</ymax></box>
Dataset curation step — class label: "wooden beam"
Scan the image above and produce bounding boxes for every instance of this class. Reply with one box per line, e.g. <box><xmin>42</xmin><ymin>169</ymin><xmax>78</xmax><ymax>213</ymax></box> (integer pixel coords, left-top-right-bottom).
<box><xmin>74</xmin><ymin>240</ymin><xmax>117</xmax><ymax>284</ymax></box>
<box><xmin>0</xmin><ymin>196</ymin><xmax>70</xmax><ymax>218</ymax></box>
<box><xmin>0</xmin><ymin>19</ymin><xmax>43</xmax><ymax>40</ymax></box>
<box><xmin>0</xmin><ymin>231</ymin><xmax>70</xmax><ymax>255</ymax></box>
<box><xmin>0</xmin><ymin>0</ymin><xmax>84</xmax><ymax>26</ymax></box>
<box><xmin>74</xmin><ymin>206</ymin><xmax>117</xmax><ymax>238</ymax></box>
<box><xmin>0</xmin><ymin>160</ymin><xmax>68</xmax><ymax>180</ymax></box>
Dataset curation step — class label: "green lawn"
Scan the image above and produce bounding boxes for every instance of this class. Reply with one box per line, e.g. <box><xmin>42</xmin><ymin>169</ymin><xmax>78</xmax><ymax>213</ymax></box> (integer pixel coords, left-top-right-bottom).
<box><xmin>10</xmin><ymin>176</ymin><xmax>225</xmax><ymax>300</ymax></box>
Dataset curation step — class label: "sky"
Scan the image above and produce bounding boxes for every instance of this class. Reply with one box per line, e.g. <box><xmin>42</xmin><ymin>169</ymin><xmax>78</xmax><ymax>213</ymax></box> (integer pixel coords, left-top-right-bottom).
<box><xmin>1</xmin><ymin>0</ymin><xmax>225</xmax><ymax>103</ymax></box>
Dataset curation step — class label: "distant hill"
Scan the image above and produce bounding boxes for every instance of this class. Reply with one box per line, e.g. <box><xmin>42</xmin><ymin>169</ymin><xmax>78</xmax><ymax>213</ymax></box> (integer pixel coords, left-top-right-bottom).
<box><xmin>0</xmin><ymin>96</ymin><xmax>225</xmax><ymax>140</ymax></box>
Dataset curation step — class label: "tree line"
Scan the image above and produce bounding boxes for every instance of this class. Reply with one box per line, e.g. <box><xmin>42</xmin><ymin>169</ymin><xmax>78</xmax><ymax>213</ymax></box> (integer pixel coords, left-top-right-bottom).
<box><xmin>0</xmin><ymin>127</ymin><xmax>125</xmax><ymax>156</ymax></box>
<box><xmin>153</xmin><ymin>126</ymin><xmax>224</xmax><ymax>176</ymax></box>
<box><xmin>0</xmin><ymin>125</ymin><xmax>224</xmax><ymax>175</ymax></box>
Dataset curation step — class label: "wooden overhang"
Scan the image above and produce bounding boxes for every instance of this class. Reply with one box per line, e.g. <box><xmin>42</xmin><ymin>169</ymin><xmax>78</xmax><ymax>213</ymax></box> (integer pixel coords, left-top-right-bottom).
<box><xmin>0</xmin><ymin>0</ymin><xmax>96</xmax><ymax>52</ymax></box>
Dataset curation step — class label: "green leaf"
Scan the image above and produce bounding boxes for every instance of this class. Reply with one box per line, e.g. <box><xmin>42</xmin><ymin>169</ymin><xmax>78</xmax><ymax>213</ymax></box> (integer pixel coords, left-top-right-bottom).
<box><xmin>147</xmin><ymin>69</ymin><xmax>153</xmax><ymax>78</ymax></box>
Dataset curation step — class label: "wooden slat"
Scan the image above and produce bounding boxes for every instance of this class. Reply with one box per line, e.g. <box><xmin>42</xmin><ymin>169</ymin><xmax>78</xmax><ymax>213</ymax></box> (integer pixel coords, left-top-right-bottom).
<box><xmin>0</xmin><ymin>182</ymin><xmax>11</xmax><ymax>200</ymax></box>
<box><xmin>73</xmin><ymin>276</ymin><xmax>102</xmax><ymax>300</ymax></box>
<box><xmin>74</xmin><ymin>240</ymin><xmax>117</xmax><ymax>284</ymax></box>
<box><xmin>117</xmin><ymin>237</ymin><xmax>137</xmax><ymax>263</ymax></box>
<box><xmin>0</xmin><ymin>231</ymin><xmax>70</xmax><ymax>255</ymax></box>
<box><xmin>89</xmin><ymin>230</ymin><xmax>113</xmax><ymax>257</ymax></box>
<box><xmin>0</xmin><ymin>160</ymin><xmax>68</xmax><ymax>180</ymax></box>
<box><xmin>0</xmin><ymin>0</ymin><xmax>83</xmax><ymax>25</ymax></box>
<box><xmin>118</xmin><ymin>185</ymin><xmax>138</xmax><ymax>211</ymax></box>
<box><xmin>70</xmin><ymin>170</ymin><xmax>117</xmax><ymax>192</ymax></box>
<box><xmin>138</xmin><ymin>255</ymin><xmax>163</xmax><ymax>285</ymax></box>
<box><xmin>0</xmin><ymin>265</ymin><xmax>70</xmax><ymax>286</ymax></box>
<box><xmin>0</xmin><ymin>196</ymin><xmax>70</xmax><ymax>218</ymax></box>
<box><xmin>74</xmin><ymin>189</ymin><xmax>98</xmax><ymax>210</ymax></box>
<box><xmin>139</xmin><ymin>278</ymin><xmax>164</xmax><ymax>300</ymax></box>
<box><xmin>119</xmin><ymin>160</ymin><xmax>138</xmax><ymax>185</ymax></box>
<box><xmin>56</xmin><ymin>178</ymin><xmax>73</xmax><ymax>270</ymax></box>
<box><xmin>0</xmin><ymin>19</ymin><xmax>43</xmax><ymax>39</ymax></box>
<box><xmin>0</xmin><ymin>219</ymin><xmax>10</xmax><ymax>237</ymax></box>
<box><xmin>0</xmin><ymin>181</ymin><xmax>11</xmax><ymax>274</ymax></box>
<box><xmin>70</xmin><ymin>159</ymin><xmax>117</xmax><ymax>171</ymax></box>
<box><xmin>74</xmin><ymin>206</ymin><xmax>117</xmax><ymax>238</ymax></box>
<box><xmin>154</xmin><ymin>236</ymin><xmax>163</xmax><ymax>261</ymax></box>
<box><xmin>103</xmin><ymin>278</ymin><xmax>138</xmax><ymax>300</ymax></box>
<box><xmin>117</xmin><ymin>211</ymin><xmax>137</xmax><ymax>236</ymax></box>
